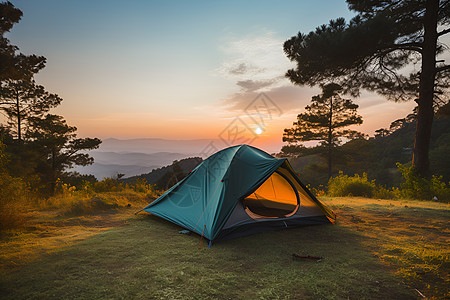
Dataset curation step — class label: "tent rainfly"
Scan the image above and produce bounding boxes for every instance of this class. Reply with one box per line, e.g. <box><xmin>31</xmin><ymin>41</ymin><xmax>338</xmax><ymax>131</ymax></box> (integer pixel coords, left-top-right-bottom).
<box><xmin>139</xmin><ymin>145</ymin><xmax>335</xmax><ymax>242</ymax></box>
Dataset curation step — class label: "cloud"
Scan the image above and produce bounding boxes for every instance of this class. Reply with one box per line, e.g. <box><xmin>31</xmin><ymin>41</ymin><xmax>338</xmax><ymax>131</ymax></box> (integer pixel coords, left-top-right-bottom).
<box><xmin>236</xmin><ymin>79</ymin><xmax>276</xmax><ymax>92</ymax></box>
<box><xmin>220</xmin><ymin>60</ymin><xmax>268</xmax><ymax>79</ymax></box>
<box><xmin>217</xmin><ymin>31</ymin><xmax>311</xmax><ymax>113</ymax></box>
<box><xmin>218</xmin><ymin>31</ymin><xmax>294</xmax><ymax>85</ymax></box>
<box><xmin>227</xmin><ymin>62</ymin><xmax>261</xmax><ymax>75</ymax></box>
<box><xmin>228</xmin><ymin>62</ymin><xmax>248</xmax><ymax>75</ymax></box>
<box><xmin>222</xmin><ymin>85</ymin><xmax>321</xmax><ymax>113</ymax></box>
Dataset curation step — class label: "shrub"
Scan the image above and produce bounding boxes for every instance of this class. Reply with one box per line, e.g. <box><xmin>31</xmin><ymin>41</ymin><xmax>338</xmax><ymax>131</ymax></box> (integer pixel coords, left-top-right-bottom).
<box><xmin>311</xmin><ymin>184</ymin><xmax>326</xmax><ymax>197</ymax></box>
<box><xmin>0</xmin><ymin>139</ymin><xmax>30</xmax><ymax>231</ymax></box>
<box><xmin>430</xmin><ymin>175</ymin><xmax>450</xmax><ymax>202</ymax></box>
<box><xmin>54</xmin><ymin>178</ymin><xmax>76</xmax><ymax>196</ymax></box>
<box><xmin>59</xmin><ymin>172</ymin><xmax>97</xmax><ymax>190</ymax></box>
<box><xmin>0</xmin><ymin>174</ymin><xmax>30</xmax><ymax>231</ymax></box>
<box><xmin>373</xmin><ymin>185</ymin><xmax>396</xmax><ymax>199</ymax></box>
<box><xmin>63</xmin><ymin>196</ymin><xmax>119</xmax><ymax>216</ymax></box>
<box><xmin>396</xmin><ymin>163</ymin><xmax>431</xmax><ymax>200</ymax></box>
<box><xmin>396</xmin><ymin>163</ymin><xmax>450</xmax><ymax>202</ymax></box>
<box><xmin>80</xmin><ymin>180</ymin><xmax>95</xmax><ymax>196</ymax></box>
<box><xmin>327</xmin><ymin>172</ymin><xmax>375</xmax><ymax>197</ymax></box>
<box><xmin>130</xmin><ymin>178</ymin><xmax>155</xmax><ymax>194</ymax></box>
<box><xmin>93</xmin><ymin>177</ymin><xmax>124</xmax><ymax>193</ymax></box>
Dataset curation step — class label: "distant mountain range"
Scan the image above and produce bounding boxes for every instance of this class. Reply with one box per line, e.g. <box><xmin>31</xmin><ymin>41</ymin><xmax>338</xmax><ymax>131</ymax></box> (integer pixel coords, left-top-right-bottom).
<box><xmin>72</xmin><ymin>162</ymin><xmax>159</xmax><ymax>180</ymax></box>
<box><xmin>72</xmin><ymin>138</ymin><xmax>223</xmax><ymax>179</ymax></box>
<box><xmin>123</xmin><ymin>157</ymin><xmax>204</xmax><ymax>187</ymax></box>
<box><xmin>98</xmin><ymin>138</ymin><xmax>223</xmax><ymax>154</ymax></box>
<box><xmin>88</xmin><ymin>151</ymin><xmax>188</xmax><ymax>167</ymax></box>
<box><xmin>73</xmin><ymin>137</ymin><xmax>283</xmax><ymax>179</ymax></box>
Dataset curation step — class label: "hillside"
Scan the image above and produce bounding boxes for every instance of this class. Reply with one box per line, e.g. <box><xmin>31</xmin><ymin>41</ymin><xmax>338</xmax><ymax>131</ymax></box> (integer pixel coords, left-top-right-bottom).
<box><xmin>123</xmin><ymin>157</ymin><xmax>203</xmax><ymax>188</ymax></box>
<box><xmin>287</xmin><ymin>115</ymin><xmax>450</xmax><ymax>187</ymax></box>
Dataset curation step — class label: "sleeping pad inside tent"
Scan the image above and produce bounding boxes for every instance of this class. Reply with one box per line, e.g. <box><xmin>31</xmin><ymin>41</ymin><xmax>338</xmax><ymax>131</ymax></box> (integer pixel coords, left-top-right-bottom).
<box><xmin>139</xmin><ymin>144</ymin><xmax>335</xmax><ymax>242</ymax></box>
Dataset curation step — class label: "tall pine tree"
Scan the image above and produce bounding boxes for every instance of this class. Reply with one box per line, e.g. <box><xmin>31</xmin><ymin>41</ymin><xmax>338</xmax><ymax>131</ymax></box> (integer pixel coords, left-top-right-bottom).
<box><xmin>0</xmin><ymin>2</ymin><xmax>59</xmax><ymax>142</ymax></box>
<box><xmin>283</xmin><ymin>84</ymin><xmax>364</xmax><ymax>178</ymax></box>
<box><xmin>283</xmin><ymin>0</ymin><xmax>450</xmax><ymax>177</ymax></box>
<box><xmin>26</xmin><ymin>114</ymin><xmax>101</xmax><ymax>194</ymax></box>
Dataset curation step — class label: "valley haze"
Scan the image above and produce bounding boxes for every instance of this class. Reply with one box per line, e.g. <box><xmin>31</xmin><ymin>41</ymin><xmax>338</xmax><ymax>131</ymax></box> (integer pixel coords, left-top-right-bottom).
<box><xmin>74</xmin><ymin>138</ymin><xmax>262</xmax><ymax>179</ymax></box>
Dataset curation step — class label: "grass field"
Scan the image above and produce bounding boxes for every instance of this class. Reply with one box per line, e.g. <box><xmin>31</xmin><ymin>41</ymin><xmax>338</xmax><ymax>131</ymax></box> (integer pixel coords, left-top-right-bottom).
<box><xmin>0</xmin><ymin>196</ymin><xmax>448</xmax><ymax>299</ymax></box>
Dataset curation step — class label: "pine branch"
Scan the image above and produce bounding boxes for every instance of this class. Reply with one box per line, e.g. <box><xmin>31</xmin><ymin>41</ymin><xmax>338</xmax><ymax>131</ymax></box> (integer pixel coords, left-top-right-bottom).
<box><xmin>382</xmin><ymin>43</ymin><xmax>423</xmax><ymax>53</ymax></box>
<box><xmin>438</xmin><ymin>28</ymin><xmax>450</xmax><ymax>36</ymax></box>
<box><xmin>436</xmin><ymin>64</ymin><xmax>450</xmax><ymax>73</ymax></box>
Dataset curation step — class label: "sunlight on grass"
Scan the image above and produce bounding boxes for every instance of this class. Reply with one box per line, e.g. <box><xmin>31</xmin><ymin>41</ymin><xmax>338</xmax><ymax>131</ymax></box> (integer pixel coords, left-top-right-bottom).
<box><xmin>322</xmin><ymin>197</ymin><xmax>449</xmax><ymax>299</ymax></box>
<box><xmin>0</xmin><ymin>190</ymin><xmax>150</xmax><ymax>272</ymax></box>
<box><xmin>1</xmin><ymin>196</ymin><xmax>448</xmax><ymax>299</ymax></box>
<box><xmin>1</xmin><ymin>214</ymin><xmax>415</xmax><ymax>299</ymax></box>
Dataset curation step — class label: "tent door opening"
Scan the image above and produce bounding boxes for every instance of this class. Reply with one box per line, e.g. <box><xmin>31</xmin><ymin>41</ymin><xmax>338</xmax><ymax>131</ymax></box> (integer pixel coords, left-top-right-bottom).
<box><xmin>242</xmin><ymin>169</ymin><xmax>300</xmax><ymax>219</ymax></box>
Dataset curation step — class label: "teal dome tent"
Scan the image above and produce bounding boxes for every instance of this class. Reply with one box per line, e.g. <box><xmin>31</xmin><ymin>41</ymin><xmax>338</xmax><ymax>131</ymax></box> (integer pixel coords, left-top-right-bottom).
<box><xmin>139</xmin><ymin>145</ymin><xmax>335</xmax><ymax>242</ymax></box>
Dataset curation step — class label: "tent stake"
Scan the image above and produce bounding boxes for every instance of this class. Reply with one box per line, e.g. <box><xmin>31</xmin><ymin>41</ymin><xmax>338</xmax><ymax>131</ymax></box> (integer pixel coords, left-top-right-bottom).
<box><xmin>199</xmin><ymin>224</ymin><xmax>206</xmax><ymax>249</ymax></box>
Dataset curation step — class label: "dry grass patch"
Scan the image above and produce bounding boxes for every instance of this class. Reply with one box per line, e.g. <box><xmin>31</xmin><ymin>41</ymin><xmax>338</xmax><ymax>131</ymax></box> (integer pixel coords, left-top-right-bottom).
<box><xmin>1</xmin><ymin>196</ymin><xmax>447</xmax><ymax>299</ymax></box>
<box><xmin>0</xmin><ymin>191</ymin><xmax>149</xmax><ymax>272</ymax></box>
<box><xmin>322</xmin><ymin>197</ymin><xmax>449</xmax><ymax>299</ymax></box>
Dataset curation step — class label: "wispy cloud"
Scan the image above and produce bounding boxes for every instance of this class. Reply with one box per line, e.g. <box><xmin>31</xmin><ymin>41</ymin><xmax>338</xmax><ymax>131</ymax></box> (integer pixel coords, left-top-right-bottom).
<box><xmin>217</xmin><ymin>31</ymin><xmax>316</xmax><ymax>113</ymax></box>
<box><xmin>236</xmin><ymin>79</ymin><xmax>277</xmax><ymax>92</ymax></box>
<box><xmin>218</xmin><ymin>31</ymin><xmax>293</xmax><ymax>85</ymax></box>
<box><xmin>222</xmin><ymin>85</ymin><xmax>321</xmax><ymax>113</ymax></box>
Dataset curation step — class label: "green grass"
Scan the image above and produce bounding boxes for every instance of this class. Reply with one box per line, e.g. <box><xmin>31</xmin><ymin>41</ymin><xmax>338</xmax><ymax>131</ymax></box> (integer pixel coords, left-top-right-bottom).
<box><xmin>0</xmin><ymin>196</ymin><xmax>448</xmax><ymax>299</ymax></box>
<box><xmin>323</xmin><ymin>197</ymin><xmax>449</xmax><ymax>299</ymax></box>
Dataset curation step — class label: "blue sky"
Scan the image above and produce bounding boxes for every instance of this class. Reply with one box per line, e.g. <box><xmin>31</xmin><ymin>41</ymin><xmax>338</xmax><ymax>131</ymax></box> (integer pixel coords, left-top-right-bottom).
<box><xmin>7</xmin><ymin>0</ymin><xmax>418</xmax><ymax>151</ymax></box>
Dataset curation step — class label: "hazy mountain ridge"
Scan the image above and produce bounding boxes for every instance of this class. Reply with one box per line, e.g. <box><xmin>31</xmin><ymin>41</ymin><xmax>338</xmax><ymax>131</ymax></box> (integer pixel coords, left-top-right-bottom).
<box><xmin>73</xmin><ymin>138</ymin><xmax>221</xmax><ymax>179</ymax></box>
<box><xmin>73</xmin><ymin>138</ymin><xmax>281</xmax><ymax>179</ymax></box>
<box><xmin>72</xmin><ymin>151</ymin><xmax>191</xmax><ymax>179</ymax></box>
<box><xmin>123</xmin><ymin>157</ymin><xmax>203</xmax><ymax>186</ymax></box>
<box><xmin>72</xmin><ymin>162</ymin><xmax>159</xmax><ymax>180</ymax></box>
<box><xmin>99</xmin><ymin>138</ymin><xmax>223</xmax><ymax>154</ymax></box>
<box><xmin>89</xmin><ymin>151</ymin><xmax>189</xmax><ymax>167</ymax></box>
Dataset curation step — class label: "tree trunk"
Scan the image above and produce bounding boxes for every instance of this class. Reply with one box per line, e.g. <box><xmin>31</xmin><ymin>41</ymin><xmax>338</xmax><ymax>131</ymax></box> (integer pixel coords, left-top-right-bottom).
<box><xmin>15</xmin><ymin>90</ymin><xmax>21</xmax><ymax>142</ymax></box>
<box><xmin>413</xmin><ymin>0</ymin><xmax>438</xmax><ymax>177</ymax></box>
<box><xmin>328</xmin><ymin>95</ymin><xmax>333</xmax><ymax>179</ymax></box>
<box><xmin>50</xmin><ymin>147</ymin><xmax>56</xmax><ymax>195</ymax></box>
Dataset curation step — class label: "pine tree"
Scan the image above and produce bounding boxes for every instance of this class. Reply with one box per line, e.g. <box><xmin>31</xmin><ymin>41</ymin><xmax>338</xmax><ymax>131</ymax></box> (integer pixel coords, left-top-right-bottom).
<box><xmin>0</xmin><ymin>2</ymin><xmax>58</xmax><ymax>142</ymax></box>
<box><xmin>283</xmin><ymin>84</ymin><xmax>364</xmax><ymax>178</ymax></box>
<box><xmin>26</xmin><ymin>114</ymin><xmax>101</xmax><ymax>194</ymax></box>
<box><xmin>283</xmin><ymin>0</ymin><xmax>450</xmax><ymax>176</ymax></box>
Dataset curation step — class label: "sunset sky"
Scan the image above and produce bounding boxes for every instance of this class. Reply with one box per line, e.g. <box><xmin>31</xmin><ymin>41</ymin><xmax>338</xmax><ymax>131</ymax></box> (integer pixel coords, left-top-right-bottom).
<box><xmin>7</xmin><ymin>0</ymin><xmax>421</xmax><ymax>152</ymax></box>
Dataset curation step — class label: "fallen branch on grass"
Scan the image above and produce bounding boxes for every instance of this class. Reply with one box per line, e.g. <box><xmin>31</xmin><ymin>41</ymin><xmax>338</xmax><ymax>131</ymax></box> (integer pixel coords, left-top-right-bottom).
<box><xmin>292</xmin><ymin>254</ymin><xmax>323</xmax><ymax>262</ymax></box>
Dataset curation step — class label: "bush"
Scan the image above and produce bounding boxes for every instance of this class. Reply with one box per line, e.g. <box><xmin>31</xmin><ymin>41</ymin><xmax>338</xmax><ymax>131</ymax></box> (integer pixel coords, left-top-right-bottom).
<box><xmin>396</xmin><ymin>163</ymin><xmax>450</xmax><ymax>202</ymax></box>
<box><xmin>373</xmin><ymin>185</ymin><xmax>396</xmax><ymax>199</ymax></box>
<box><xmin>396</xmin><ymin>163</ymin><xmax>431</xmax><ymax>200</ymax></box>
<box><xmin>93</xmin><ymin>177</ymin><xmax>124</xmax><ymax>193</ymax></box>
<box><xmin>0</xmin><ymin>174</ymin><xmax>30</xmax><ymax>231</ymax></box>
<box><xmin>63</xmin><ymin>196</ymin><xmax>119</xmax><ymax>216</ymax></box>
<box><xmin>327</xmin><ymin>172</ymin><xmax>375</xmax><ymax>197</ymax></box>
<box><xmin>430</xmin><ymin>175</ymin><xmax>450</xmax><ymax>202</ymax></box>
<box><xmin>129</xmin><ymin>178</ymin><xmax>155</xmax><ymax>194</ymax></box>
<box><xmin>59</xmin><ymin>172</ymin><xmax>97</xmax><ymax>190</ymax></box>
<box><xmin>311</xmin><ymin>184</ymin><xmax>326</xmax><ymax>197</ymax></box>
<box><xmin>80</xmin><ymin>180</ymin><xmax>95</xmax><ymax>196</ymax></box>
<box><xmin>0</xmin><ymin>139</ymin><xmax>30</xmax><ymax>231</ymax></box>
<box><xmin>38</xmin><ymin>176</ymin><xmax>158</xmax><ymax>214</ymax></box>
<box><xmin>54</xmin><ymin>178</ymin><xmax>76</xmax><ymax>196</ymax></box>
